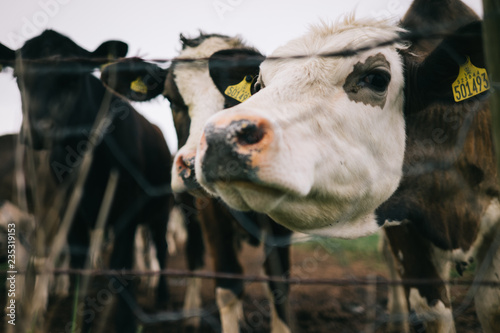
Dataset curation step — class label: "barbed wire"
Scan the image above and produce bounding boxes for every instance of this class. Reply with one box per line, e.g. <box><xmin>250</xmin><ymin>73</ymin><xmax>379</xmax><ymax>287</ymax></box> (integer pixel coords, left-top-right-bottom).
<box><xmin>0</xmin><ymin>27</ymin><xmax>484</xmax><ymax>67</ymax></box>
<box><xmin>2</xmin><ymin>267</ymin><xmax>498</xmax><ymax>288</ymax></box>
<box><xmin>2</xmin><ymin>14</ymin><xmax>499</xmax><ymax>332</ymax></box>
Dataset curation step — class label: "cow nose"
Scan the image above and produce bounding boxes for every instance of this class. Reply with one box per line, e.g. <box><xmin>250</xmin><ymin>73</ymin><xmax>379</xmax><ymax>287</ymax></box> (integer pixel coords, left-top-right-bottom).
<box><xmin>173</xmin><ymin>151</ymin><xmax>198</xmax><ymax>188</ymax></box>
<box><xmin>199</xmin><ymin>117</ymin><xmax>274</xmax><ymax>184</ymax></box>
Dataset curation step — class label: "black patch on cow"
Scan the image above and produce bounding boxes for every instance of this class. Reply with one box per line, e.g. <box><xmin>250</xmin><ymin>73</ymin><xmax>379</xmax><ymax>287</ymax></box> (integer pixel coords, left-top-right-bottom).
<box><xmin>166</xmin><ymin>64</ymin><xmax>191</xmax><ymax>149</ymax></box>
<box><xmin>201</xmin><ymin>122</ymin><xmax>260</xmax><ymax>184</ymax></box>
<box><xmin>209</xmin><ymin>49</ymin><xmax>265</xmax><ymax>108</ymax></box>
<box><xmin>101</xmin><ymin>58</ymin><xmax>167</xmax><ymax>101</ymax></box>
<box><xmin>343</xmin><ymin>53</ymin><xmax>391</xmax><ymax>109</ymax></box>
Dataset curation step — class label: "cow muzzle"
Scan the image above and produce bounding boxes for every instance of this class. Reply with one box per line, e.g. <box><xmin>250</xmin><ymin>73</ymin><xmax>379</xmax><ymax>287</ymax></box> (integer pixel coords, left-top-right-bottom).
<box><xmin>197</xmin><ymin>114</ymin><xmax>274</xmax><ymax>189</ymax></box>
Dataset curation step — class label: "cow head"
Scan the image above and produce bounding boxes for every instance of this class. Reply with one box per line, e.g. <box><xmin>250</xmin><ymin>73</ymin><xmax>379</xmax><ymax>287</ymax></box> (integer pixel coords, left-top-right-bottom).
<box><xmin>196</xmin><ymin>19</ymin><xmax>485</xmax><ymax>238</ymax></box>
<box><xmin>0</xmin><ymin>30</ymin><xmax>128</xmax><ymax>150</ymax></box>
<box><xmin>196</xmin><ymin>18</ymin><xmax>408</xmax><ymax>237</ymax></box>
<box><xmin>197</xmin><ymin>16</ymin><xmax>488</xmax><ymax>238</ymax></box>
<box><xmin>100</xmin><ymin>33</ymin><xmax>263</xmax><ymax>195</ymax></box>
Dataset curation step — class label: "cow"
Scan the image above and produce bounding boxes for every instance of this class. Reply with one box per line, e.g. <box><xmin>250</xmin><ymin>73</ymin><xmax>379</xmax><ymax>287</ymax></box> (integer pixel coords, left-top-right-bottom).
<box><xmin>0</xmin><ymin>30</ymin><xmax>174</xmax><ymax>333</ymax></box>
<box><xmin>379</xmin><ymin>1</ymin><xmax>487</xmax><ymax>332</ymax></box>
<box><xmin>195</xmin><ymin>6</ymin><xmax>500</xmax><ymax>333</ymax></box>
<box><xmin>100</xmin><ymin>33</ymin><xmax>293</xmax><ymax>333</ymax></box>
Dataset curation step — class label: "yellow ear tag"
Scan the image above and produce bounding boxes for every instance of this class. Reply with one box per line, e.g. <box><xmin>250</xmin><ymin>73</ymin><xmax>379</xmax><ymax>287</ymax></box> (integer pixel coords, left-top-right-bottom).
<box><xmin>131</xmin><ymin>77</ymin><xmax>148</xmax><ymax>94</ymax></box>
<box><xmin>224</xmin><ymin>75</ymin><xmax>254</xmax><ymax>103</ymax></box>
<box><xmin>452</xmin><ymin>57</ymin><xmax>490</xmax><ymax>102</ymax></box>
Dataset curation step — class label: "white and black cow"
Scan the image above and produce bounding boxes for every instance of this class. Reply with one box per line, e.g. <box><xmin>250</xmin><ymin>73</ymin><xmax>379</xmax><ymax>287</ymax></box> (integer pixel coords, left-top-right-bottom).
<box><xmin>0</xmin><ymin>31</ymin><xmax>174</xmax><ymax>333</ymax></box>
<box><xmin>101</xmin><ymin>33</ymin><xmax>293</xmax><ymax>333</ymax></box>
<box><xmin>196</xmin><ymin>5</ymin><xmax>500</xmax><ymax>333</ymax></box>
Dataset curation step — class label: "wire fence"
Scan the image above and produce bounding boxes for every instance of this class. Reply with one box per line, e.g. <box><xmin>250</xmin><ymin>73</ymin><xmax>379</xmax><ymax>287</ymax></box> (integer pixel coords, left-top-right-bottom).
<box><xmin>0</xmin><ymin>25</ymin><xmax>486</xmax><ymax>65</ymax></box>
<box><xmin>5</xmin><ymin>267</ymin><xmax>500</xmax><ymax>287</ymax></box>
<box><xmin>1</xmin><ymin>10</ymin><xmax>500</xmax><ymax>333</ymax></box>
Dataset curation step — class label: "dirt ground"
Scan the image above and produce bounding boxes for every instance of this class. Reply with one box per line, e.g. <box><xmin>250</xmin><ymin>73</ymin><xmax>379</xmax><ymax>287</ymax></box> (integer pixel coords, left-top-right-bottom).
<box><xmin>1</xmin><ymin>237</ymin><xmax>482</xmax><ymax>333</ymax></box>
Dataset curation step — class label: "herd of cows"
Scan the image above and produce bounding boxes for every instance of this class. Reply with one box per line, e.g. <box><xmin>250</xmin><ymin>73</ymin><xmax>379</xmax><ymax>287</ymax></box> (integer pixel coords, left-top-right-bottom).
<box><xmin>0</xmin><ymin>0</ymin><xmax>499</xmax><ymax>332</ymax></box>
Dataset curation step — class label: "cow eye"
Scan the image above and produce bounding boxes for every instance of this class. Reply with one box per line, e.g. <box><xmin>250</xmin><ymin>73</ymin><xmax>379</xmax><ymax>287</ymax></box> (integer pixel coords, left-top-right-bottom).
<box><xmin>359</xmin><ymin>70</ymin><xmax>390</xmax><ymax>92</ymax></box>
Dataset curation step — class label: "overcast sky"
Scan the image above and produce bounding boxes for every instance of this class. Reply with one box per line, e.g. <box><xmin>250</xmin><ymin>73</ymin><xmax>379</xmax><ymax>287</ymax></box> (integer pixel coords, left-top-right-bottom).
<box><xmin>0</xmin><ymin>0</ymin><xmax>483</xmax><ymax>152</ymax></box>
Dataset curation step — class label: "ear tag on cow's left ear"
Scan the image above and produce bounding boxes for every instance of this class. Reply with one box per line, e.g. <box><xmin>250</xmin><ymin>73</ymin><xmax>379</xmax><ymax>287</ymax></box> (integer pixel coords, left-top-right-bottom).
<box><xmin>452</xmin><ymin>57</ymin><xmax>490</xmax><ymax>102</ymax></box>
<box><xmin>225</xmin><ymin>75</ymin><xmax>254</xmax><ymax>103</ymax></box>
<box><xmin>131</xmin><ymin>77</ymin><xmax>148</xmax><ymax>95</ymax></box>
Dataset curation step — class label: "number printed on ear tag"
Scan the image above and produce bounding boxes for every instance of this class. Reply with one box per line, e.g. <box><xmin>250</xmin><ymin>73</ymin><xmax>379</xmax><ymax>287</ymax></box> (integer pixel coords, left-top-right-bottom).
<box><xmin>452</xmin><ymin>57</ymin><xmax>490</xmax><ymax>102</ymax></box>
<box><xmin>224</xmin><ymin>75</ymin><xmax>254</xmax><ymax>103</ymax></box>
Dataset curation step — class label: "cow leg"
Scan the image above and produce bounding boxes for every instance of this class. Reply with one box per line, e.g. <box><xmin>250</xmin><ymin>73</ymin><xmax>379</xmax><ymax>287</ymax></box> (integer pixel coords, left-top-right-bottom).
<box><xmin>198</xmin><ymin>198</ymin><xmax>244</xmax><ymax>333</ymax></box>
<box><xmin>379</xmin><ymin>230</ymin><xmax>410</xmax><ymax>333</ymax></box>
<box><xmin>407</xmin><ymin>256</ymin><xmax>455</xmax><ymax>333</ymax></box>
<box><xmin>176</xmin><ymin>193</ymin><xmax>205</xmax><ymax>330</ymax></box>
<box><xmin>262</xmin><ymin>217</ymin><xmax>292</xmax><ymax>333</ymax></box>
<box><xmin>134</xmin><ymin>226</ymin><xmax>150</xmax><ymax>294</ymax></box>
<box><xmin>411</xmin><ymin>247</ymin><xmax>455</xmax><ymax>333</ymax></box>
<box><xmin>473</xmin><ymin>199</ymin><xmax>500</xmax><ymax>333</ymax></box>
<box><xmin>109</xmin><ymin>222</ymin><xmax>138</xmax><ymax>333</ymax></box>
<box><xmin>150</xmin><ymin>214</ymin><xmax>169</xmax><ymax>307</ymax></box>
<box><xmin>384</xmin><ymin>224</ymin><xmax>456</xmax><ymax>333</ymax></box>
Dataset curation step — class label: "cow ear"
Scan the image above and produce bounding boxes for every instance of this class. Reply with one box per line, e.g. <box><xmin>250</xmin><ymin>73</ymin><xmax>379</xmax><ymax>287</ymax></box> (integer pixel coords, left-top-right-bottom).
<box><xmin>209</xmin><ymin>49</ymin><xmax>265</xmax><ymax>107</ymax></box>
<box><xmin>0</xmin><ymin>43</ymin><xmax>15</xmax><ymax>69</ymax></box>
<box><xmin>92</xmin><ymin>40</ymin><xmax>128</xmax><ymax>60</ymax></box>
<box><xmin>101</xmin><ymin>58</ymin><xmax>167</xmax><ymax>101</ymax></box>
<box><xmin>414</xmin><ymin>21</ymin><xmax>487</xmax><ymax>106</ymax></box>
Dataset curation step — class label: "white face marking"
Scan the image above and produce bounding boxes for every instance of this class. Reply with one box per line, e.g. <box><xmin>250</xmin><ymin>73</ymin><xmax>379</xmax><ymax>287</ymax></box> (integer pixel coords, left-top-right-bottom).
<box><xmin>196</xmin><ymin>18</ymin><xmax>407</xmax><ymax>237</ymax></box>
<box><xmin>170</xmin><ymin>36</ymin><xmax>250</xmax><ymax>193</ymax></box>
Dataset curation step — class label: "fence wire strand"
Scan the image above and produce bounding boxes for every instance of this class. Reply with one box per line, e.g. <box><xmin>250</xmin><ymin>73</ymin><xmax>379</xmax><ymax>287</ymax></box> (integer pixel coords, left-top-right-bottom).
<box><xmin>5</xmin><ymin>267</ymin><xmax>499</xmax><ymax>287</ymax></box>
<box><xmin>0</xmin><ymin>24</ymin><xmax>486</xmax><ymax>66</ymax></box>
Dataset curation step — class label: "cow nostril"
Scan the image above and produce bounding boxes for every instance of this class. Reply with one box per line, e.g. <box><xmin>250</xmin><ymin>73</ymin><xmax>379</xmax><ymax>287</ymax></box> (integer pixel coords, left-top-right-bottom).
<box><xmin>177</xmin><ymin>153</ymin><xmax>195</xmax><ymax>174</ymax></box>
<box><xmin>182</xmin><ymin>156</ymin><xmax>193</xmax><ymax>169</ymax></box>
<box><xmin>236</xmin><ymin>123</ymin><xmax>265</xmax><ymax>146</ymax></box>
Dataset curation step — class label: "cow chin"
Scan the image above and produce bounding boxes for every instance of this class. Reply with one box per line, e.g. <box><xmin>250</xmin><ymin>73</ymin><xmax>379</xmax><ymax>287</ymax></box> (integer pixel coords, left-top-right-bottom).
<box><xmin>211</xmin><ymin>180</ymin><xmax>384</xmax><ymax>239</ymax></box>
<box><xmin>212</xmin><ymin>181</ymin><xmax>288</xmax><ymax>212</ymax></box>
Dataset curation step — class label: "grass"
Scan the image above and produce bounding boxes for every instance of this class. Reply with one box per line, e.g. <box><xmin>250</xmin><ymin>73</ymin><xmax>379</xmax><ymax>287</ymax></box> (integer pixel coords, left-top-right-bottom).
<box><xmin>293</xmin><ymin>232</ymin><xmax>478</xmax><ymax>278</ymax></box>
<box><xmin>294</xmin><ymin>232</ymin><xmax>383</xmax><ymax>268</ymax></box>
